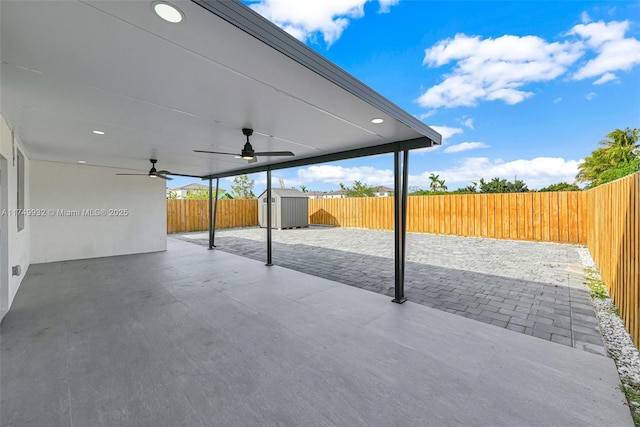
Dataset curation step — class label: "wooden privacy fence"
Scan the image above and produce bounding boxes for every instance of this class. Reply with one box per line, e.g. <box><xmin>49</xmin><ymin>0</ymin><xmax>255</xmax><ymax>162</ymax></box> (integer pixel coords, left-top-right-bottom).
<box><xmin>166</xmin><ymin>199</ymin><xmax>257</xmax><ymax>233</ymax></box>
<box><xmin>309</xmin><ymin>192</ymin><xmax>589</xmax><ymax>244</ymax></box>
<box><xmin>168</xmin><ymin>192</ymin><xmax>588</xmax><ymax>244</ymax></box>
<box><xmin>587</xmin><ymin>172</ymin><xmax>639</xmax><ymax>347</ymax></box>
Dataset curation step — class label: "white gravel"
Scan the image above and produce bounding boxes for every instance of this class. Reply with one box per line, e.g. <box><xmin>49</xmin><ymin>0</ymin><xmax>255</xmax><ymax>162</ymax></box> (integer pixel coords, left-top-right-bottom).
<box><xmin>577</xmin><ymin>247</ymin><xmax>640</xmax><ymax>413</ymax></box>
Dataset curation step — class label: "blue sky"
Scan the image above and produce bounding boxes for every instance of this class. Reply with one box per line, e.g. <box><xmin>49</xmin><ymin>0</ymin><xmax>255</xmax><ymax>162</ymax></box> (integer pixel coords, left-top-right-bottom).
<box><xmin>170</xmin><ymin>0</ymin><xmax>640</xmax><ymax>193</ymax></box>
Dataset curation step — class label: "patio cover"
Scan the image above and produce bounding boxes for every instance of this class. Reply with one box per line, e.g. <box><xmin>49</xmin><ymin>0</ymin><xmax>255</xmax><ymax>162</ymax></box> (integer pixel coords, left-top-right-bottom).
<box><xmin>0</xmin><ymin>0</ymin><xmax>441</xmax><ymax>177</ymax></box>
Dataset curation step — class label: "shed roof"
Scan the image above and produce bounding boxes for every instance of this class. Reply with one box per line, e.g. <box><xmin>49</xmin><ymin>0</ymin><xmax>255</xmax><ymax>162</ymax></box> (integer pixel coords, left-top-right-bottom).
<box><xmin>259</xmin><ymin>188</ymin><xmax>309</xmax><ymax>198</ymax></box>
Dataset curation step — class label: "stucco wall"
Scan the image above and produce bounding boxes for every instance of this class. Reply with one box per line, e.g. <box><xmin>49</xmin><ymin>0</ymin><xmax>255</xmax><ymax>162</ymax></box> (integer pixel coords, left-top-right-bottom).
<box><xmin>0</xmin><ymin>113</ymin><xmax>30</xmax><ymax>319</ymax></box>
<box><xmin>30</xmin><ymin>160</ymin><xmax>166</xmax><ymax>263</ymax></box>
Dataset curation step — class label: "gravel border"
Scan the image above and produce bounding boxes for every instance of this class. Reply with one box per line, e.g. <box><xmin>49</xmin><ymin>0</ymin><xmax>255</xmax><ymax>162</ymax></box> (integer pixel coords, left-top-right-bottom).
<box><xmin>578</xmin><ymin>247</ymin><xmax>640</xmax><ymax>422</ymax></box>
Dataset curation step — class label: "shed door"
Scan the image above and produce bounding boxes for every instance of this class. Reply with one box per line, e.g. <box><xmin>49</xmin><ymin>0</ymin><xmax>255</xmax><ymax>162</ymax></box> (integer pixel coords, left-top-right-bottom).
<box><xmin>262</xmin><ymin>197</ymin><xmax>276</xmax><ymax>228</ymax></box>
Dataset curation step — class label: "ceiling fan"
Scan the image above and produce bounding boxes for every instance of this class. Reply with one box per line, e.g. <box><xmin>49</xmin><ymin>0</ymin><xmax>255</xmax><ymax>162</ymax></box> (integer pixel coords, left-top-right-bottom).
<box><xmin>193</xmin><ymin>128</ymin><xmax>294</xmax><ymax>163</ymax></box>
<box><xmin>116</xmin><ymin>159</ymin><xmax>173</xmax><ymax>180</ymax></box>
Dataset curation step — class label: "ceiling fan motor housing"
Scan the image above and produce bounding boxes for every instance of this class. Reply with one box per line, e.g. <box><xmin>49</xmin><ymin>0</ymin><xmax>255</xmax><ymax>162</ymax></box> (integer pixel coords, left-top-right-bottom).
<box><xmin>149</xmin><ymin>159</ymin><xmax>158</xmax><ymax>175</ymax></box>
<box><xmin>241</xmin><ymin>128</ymin><xmax>255</xmax><ymax>158</ymax></box>
<box><xmin>241</xmin><ymin>142</ymin><xmax>255</xmax><ymax>158</ymax></box>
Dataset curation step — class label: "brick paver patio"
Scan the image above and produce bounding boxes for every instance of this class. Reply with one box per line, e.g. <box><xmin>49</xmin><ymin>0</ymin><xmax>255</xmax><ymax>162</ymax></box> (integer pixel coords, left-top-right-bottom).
<box><xmin>175</xmin><ymin>226</ymin><xmax>606</xmax><ymax>355</ymax></box>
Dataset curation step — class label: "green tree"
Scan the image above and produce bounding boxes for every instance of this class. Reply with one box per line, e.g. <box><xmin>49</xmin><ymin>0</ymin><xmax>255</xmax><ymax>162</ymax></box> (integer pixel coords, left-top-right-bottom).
<box><xmin>598</xmin><ymin>158</ymin><xmax>640</xmax><ymax>184</ymax></box>
<box><xmin>478</xmin><ymin>177</ymin><xmax>505</xmax><ymax>193</ymax></box>
<box><xmin>184</xmin><ymin>188</ymin><xmax>227</xmax><ymax>200</ymax></box>
<box><xmin>602</xmin><ymin>128</ymin><xmax>639</xmax><ymax>164</ymax></box>
<box><xmin>339</xmin><ymin>181</ymin><xmax>376</xmax><ymax>197</ymax></box>
<box><xmin>538</xmin><ymin>182</ymin><xmax>581</xmax><ymax>192</ymax></box>
<box><xmin>299</xmin><ymin>185</ymin><xmax>308</xmax><ymax>193</ymax></box>
<box><xmin>185</xmin><ymin>188</ymin><xmax>210</xmax><ymax>200</ymax></box>
<box><xmin>478</xmin><ymin>177</ymin><xmax>529</xmax><ymax>193</ymax></box>
<box><xmin>577</xmin><ymin>128</ymin><xmax>639</xmax><ymax>188</ymax></box>
<box><xmin>450</xmin><ymin>182</ymin><xmax>478</xmax><ymax>194</ymax></box>
<box><xmin>506</xmin><ymin>179</ymin><xmax>529</xmax><ymax>193</ymax></box>
<box><xmin>460</xmin><ymin>182</ymin><xmax>478</xmax><ymax>193</ymax></box>
<box><xmin>231</xmin><ymin>175</ymin><xmax>256</xmax><ymax>199</ymax></box>
<box><xmin>428</xmin><ymin>173</ymin><xmax>440</xmax><ymax>191</ymax></box>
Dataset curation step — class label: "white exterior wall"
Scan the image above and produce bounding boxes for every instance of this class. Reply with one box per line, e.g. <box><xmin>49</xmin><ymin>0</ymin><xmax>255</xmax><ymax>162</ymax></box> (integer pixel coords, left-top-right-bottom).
<box><xmin>30</xmin><ymin>160</ymin><xmax>166</xmax><ymax>263</ymax></box>
<box><xmin>0</xmin><ymin>113</ymin><xmax>30</xmax><ymax>319</ymax></box>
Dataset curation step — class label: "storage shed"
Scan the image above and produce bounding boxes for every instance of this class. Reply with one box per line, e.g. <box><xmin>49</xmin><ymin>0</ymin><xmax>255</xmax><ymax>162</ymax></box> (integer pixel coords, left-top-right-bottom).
<box><xmin>258</xmin><ymin>189</ymin><xmax>309</xmax><ymax>229</ymax></box>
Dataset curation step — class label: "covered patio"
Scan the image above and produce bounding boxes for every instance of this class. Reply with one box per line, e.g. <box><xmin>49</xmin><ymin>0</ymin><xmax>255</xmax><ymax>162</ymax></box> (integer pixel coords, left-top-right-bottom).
<box><xmin>1</xmin><ymin>238</ymin><xmax>632</xmax><ymax>426</ymax></box>
<box><xmin>0</xmin><ymin>1</ymin><xmax>634</xmax><ymax>425</ymax></box>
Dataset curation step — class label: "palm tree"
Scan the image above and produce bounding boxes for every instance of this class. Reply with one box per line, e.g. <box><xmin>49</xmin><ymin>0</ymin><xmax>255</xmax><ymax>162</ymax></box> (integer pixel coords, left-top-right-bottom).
<box><xmin>429</xmin><ymin>173</ymin><xmax>440</xmax><ymax>191</ymax></box>
<box><xmin>436</xmin><ymin>179</ymin><xmax>448</xmax><ymax>191</ymax></box>
<box><xmin>576</xmin><ymin>148</ymin><xmax>611</xmax><ymax>185</ymax></box>
<box><xmin>601</xmin><ymin>128</ymin><xmax>639</xmax><ymax>164</ymax></box>
<box><xmin>577</xmin><ymin>128</ymin><xmax>639</xmax><ymax>188</ymax></box>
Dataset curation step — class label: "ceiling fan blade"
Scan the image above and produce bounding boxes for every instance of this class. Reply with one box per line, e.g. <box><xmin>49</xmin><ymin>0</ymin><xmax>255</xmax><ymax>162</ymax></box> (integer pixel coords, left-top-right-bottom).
<box><xmin>253</xmin><ymin>151</ymin><xmax>295</xmax><ymax>157</ymax></box>
<box><xmin>193</xmin><ymin>150</ymin><xmax>238</xmax><ymax>156</ymax></box>
<box><xmin>247</xmin><ymin>157</ymin><xmax>258</xmax><ymax>164</ymax></box>
<box><xmin>116</xmin><ymin>159</ymin><xmax>173</xmax><ymax>180</ymax></box>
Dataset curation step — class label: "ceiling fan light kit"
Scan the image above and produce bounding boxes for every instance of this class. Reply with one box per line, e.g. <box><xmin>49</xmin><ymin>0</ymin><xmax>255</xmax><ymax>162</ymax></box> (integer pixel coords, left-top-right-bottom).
<box><xmin>116</xmin><ymin>159</ymin><xmax>173</xmax><ymax>180</ymax></box>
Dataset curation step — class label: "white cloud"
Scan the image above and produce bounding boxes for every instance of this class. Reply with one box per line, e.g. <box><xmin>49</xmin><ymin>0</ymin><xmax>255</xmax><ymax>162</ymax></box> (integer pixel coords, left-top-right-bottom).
<box><xmin>461</xmin><ymin>117</ymin><xmax>474</xmax><ymax>129</ymax></box>
<box><xmin>378</xmin><ymin>0</ymin><xmax>399</xmax><ymax>13</ymax></box>
<box><xmin>409</xmin><ymin>157</ymin><xmax>581</xmax><ymax>189</ymax></box>
<box><xmin>553</xmin><ymin>97</ymin><xmax>563</xmax><ymax>104</ymax></box>
<box><xmin>297</xmin><ymin>165</ymin><xmax>394</xmax><ymax>185</ymax></box>
<box><xmin>593</xmin><ymin>72</ymin><xmax>617</xmax><ymax>84</ymax></box>
<box><xmin>417</xmin><ymin>111</ymin><xmax>436</xmax><ymax>121</ymax></box>
<box><xmin>581</xmin><ymin>11</ymin><xmax>592</xmax><ymax>24</ymax></box>
<box><xmin>570</xmin><ymin>20</ymin><xmax>627</xmax><ymax>49</ymax></box>
<box><xmin>248</xmin><ymin>0</ymin><xmax>399</xmax><ymax>46</ymax></box>
<box><xmin>290</xmin><ymin>157</ymin><xmax>580</xmax><ymax>190</ymax></box>
<box><xmin>417</xmin><ymin>34</ymin><xmax>582</xmax><ymax>108</ymax></box>
<box><xmin>429</xmin><ymin>126</ymin><xmax>463</xmax><ymax>142</ymax></box>
<box><xmin>417</xmin><ymin>18</ymin><xmax>640</xmax><ymax>109</ymax></box>
<box><xmin>443</xmin><ymin>142</ymin><xmax>488</xmax><ymax>153</ymax></box>
<box><xmin>411</xmin><ymin>125</ymin><xmax>463</xmax><ymax>154</ymax></box>
<box><xmin>586</xmin><ymin>92</ymin><xmax>597</xmax><ymax>100</ymax></box>
<box><xmin>570</xmin><ymin>21</ymin><xmax>640</xmax><ymax>81</ymax></box>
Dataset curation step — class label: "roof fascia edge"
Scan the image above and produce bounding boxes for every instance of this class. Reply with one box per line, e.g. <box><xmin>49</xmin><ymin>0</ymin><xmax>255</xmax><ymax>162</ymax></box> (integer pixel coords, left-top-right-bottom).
<box><xmin>202</xmin><ymin>136</ymin><xmax>431</xmax><ymax>179</ymax></box>
<box><xmin>190</xmin><ymin>0</ymin><xmax>442</xmax><ymax>145</ymax></box>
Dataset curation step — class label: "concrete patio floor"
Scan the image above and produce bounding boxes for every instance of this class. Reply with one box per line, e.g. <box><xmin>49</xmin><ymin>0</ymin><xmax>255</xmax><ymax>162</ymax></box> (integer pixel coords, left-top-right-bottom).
<box><xmin>176</xmin><ymin>226</ymin><xmax>606</xmax><ymax>355</ymax></box>
<box><xmin>0</xmin><ymin>237</ymin><xmax>632</xmax><ymax>426</ymax></box>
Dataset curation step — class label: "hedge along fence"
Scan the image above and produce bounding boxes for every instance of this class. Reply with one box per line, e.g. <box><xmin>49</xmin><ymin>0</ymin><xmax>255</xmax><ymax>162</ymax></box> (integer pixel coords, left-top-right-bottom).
<box><xmin>309</xmin><ymin>191</ymin><xmax>589</xmax><ymax>244</ymax></box>
<box><xmin>166</xmin><ymin>199</ymin><xmax>258</xmax><ymax>233</ymax></box>
<box><xmin>587</xmin><ymin>172</ymin><xmax>639</xmax><ymax>347</ymax></box>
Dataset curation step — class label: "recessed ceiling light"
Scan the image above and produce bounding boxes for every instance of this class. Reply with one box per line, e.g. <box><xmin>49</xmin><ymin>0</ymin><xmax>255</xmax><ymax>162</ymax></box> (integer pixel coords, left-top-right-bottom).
<box><xmin>92</xmin><ymin>130</ymin><xmax>105</xmax><ymax>135</ymax></box>
<box><xmin>153</xmin><ymin>2</ymin><xmax>184</xmax><ymax>23</ymax></box>
<box><xmin>78</xmin><ymin>160</ymin><xmax>86</xmax><ymax>164</ymax></box>
<box><xmin>371</xmin><ymin>118</ymin><xmax>384</xmax><ymax>124</ymax></box>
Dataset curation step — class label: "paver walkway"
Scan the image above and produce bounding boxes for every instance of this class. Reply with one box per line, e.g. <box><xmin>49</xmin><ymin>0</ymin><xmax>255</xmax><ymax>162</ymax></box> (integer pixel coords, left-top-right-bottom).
<box><xmin>176</xmin><ymin>226</ymin><xmax>606</xmax><ymax>355</ymax></box>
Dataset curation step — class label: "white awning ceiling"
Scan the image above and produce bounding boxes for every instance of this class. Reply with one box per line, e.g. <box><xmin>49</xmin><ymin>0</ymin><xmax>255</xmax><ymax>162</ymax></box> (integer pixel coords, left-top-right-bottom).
<box><xmin>0</xmin><ymin>0</ymin><xmax>440</xmax><ymax>178</ymax></box>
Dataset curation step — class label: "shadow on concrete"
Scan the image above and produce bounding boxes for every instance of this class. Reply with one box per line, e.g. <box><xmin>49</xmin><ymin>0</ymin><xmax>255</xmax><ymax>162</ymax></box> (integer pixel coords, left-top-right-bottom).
<box><xmin>178</xmin><ymin>233</ymin><xmax>605</xmax><ymax>354</ymax></box>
